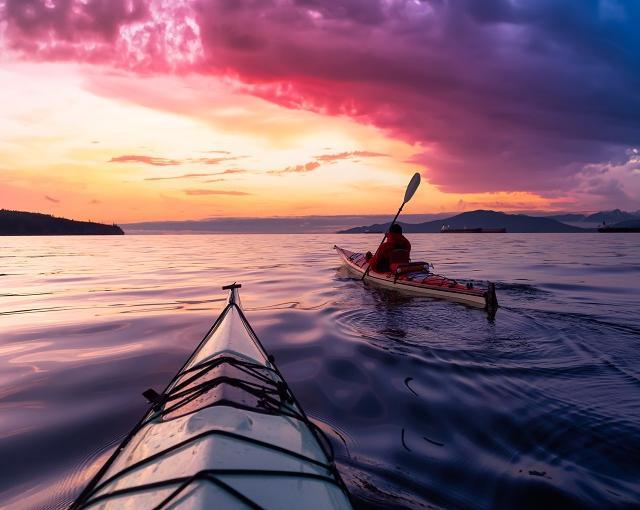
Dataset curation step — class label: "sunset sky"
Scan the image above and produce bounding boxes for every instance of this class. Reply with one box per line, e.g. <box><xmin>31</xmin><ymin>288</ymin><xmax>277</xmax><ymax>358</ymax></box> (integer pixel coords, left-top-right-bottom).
<box><xmin>1</xmin><ymin>0</ymin><xmax>639</xmax><ymax>223</ymax></box>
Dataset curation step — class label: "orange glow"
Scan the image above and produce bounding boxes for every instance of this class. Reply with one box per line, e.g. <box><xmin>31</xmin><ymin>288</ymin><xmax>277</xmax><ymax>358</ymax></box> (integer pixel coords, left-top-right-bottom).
<box><xmin>0</xmin><ymin>61</ymin><xmax>566</xmax><ymax>223</ymax></box>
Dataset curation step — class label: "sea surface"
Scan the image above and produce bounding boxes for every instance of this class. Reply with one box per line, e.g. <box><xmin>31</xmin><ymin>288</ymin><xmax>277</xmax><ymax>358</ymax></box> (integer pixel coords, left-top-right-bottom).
<box><xmin>1</xmin><ymin>234</ymin><xmax>639</xmax><ymax>509</ymax></box>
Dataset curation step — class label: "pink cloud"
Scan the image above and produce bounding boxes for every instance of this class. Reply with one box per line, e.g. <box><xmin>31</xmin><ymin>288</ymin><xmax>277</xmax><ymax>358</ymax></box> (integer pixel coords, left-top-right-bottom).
<box><xmin>198</xmin><ymin>157</ymin><xmax>233</xmax><ymax>165</ymax></box>
<box><xmin>144</xmin><ymin>172</ymin><xmax>219</xmax><ymax>180</ymax></box>
<box><xmin>1</xmin><ymin>0</ymin><xmax>200</xmax><ymax>70</ymax></box>
<box><xmin>218</xmin><ymin>169</ymin><xmax>247</xmax><ymax>175</ymax></box>
<box><xmin>144</xmin><ymin>168</ymin><xmax>248</xmax><ymax>181</ymax></box>
<box><xmin>109</xmin><ymin>154</ymin><xmax>237</xmax><ymax>167</ymax></box>
<box><xmin>189</xmin><ymin>1</ymin><xmax>640</xmax><ymax>196</ymax></box>
<box><xmin>268</xmin><ymin>161</ymin><xmax>321</xmax><ymax>175</ymax></box>
<box><xmin>109</xmin><ymin>155</ymin><xmax>181</xmax><ymax>166</ymax></box>
<box><xmin>314</xmin><ymin>150</ymin><xmax>387</xmax><ymax>162</ymax></box>
<box><xmin>2</xmin><ymin>0</ymin><xmax>639</xmax><ymax>201</ymax></box>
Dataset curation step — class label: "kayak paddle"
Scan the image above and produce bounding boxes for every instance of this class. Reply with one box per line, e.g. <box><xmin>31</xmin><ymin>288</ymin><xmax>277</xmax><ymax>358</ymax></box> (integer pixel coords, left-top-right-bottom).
<box><xmin>362</xmin><ymin>172</ymin><xmax>421</xmax><ymax>280</ymax></box>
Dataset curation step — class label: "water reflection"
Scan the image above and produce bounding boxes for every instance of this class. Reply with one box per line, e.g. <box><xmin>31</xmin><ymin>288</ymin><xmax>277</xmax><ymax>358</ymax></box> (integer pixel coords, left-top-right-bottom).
<box><xmin>0</xmin><ymin>234</ymin><xmax>639</xmax><ymax>509</ymax></box>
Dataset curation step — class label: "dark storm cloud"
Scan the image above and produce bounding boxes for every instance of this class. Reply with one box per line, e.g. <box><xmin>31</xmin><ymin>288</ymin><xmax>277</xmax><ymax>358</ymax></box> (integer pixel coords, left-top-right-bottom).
<box><xmin>3</xmin><ymin>0</ymin><xmax>640</xmax><ymax>195</ymax></box>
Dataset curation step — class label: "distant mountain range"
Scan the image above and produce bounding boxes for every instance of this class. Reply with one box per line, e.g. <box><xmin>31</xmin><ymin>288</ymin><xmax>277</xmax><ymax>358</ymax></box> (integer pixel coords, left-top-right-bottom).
<box><xmin>339</xmin><ymin>210</ymin><xmax>591</xmax><ymax>233</ymax></box>
<box><xmin>0</xmin><ymin>210</ymin><xmax>124</xmax><ymax>235</ymax></box>
<box><xmin>4</xmin><ymin>209</ymin><xmax>637</xmax><ymax>236</ymax></box>
<box><xmin>546</xmin><ymin>209</ymin><xmax>640</xmax><ymax>225</ymax></box>
<box><xmin>123</xmin><ymin>214</ymin><xmax>451</xmax><ymax>234</ymax></box>
<box><xmin>341</xmin><ymin>209</ymin><xmax>640</xmax><ymax>234</ymax></box>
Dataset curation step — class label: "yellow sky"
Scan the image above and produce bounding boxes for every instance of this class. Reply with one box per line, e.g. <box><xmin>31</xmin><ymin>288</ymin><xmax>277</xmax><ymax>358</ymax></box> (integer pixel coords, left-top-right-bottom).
<box><xmin>0</xmin><ymin>62</ymin><xmax>561</xmax><ymax>223</ymax></box>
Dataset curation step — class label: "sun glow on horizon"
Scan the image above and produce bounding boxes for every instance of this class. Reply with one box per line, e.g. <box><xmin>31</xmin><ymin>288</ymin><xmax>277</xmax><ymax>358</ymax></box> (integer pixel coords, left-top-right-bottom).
<box><xmin>0</xmin><ymin>61</ymin><xmax>590</xmax><ymax>223</ymax></box>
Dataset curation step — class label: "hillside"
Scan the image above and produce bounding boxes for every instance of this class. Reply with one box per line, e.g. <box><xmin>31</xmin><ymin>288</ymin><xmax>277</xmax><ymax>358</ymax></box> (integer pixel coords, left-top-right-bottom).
<box><xmin>0</xmin><ymin>210</ymin><xmax>124</xmax><ymax>235</ymax></box>
<box><xmin>584</xmin><ymin>209</ymin><xmax>638</xmax><ymax>224</ymax></box>
<box><xmin>339</xmin><ymin>210</ymin><xmax>588</xmax><ymax>234</ymax></box>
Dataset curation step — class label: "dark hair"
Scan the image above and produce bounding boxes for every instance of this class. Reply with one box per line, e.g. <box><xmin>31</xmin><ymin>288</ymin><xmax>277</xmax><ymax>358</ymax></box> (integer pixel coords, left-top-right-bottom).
<box><xmin>389</xmin><ymin>223</ymin><xmax>402</xmax><ymax>234</ymax></box>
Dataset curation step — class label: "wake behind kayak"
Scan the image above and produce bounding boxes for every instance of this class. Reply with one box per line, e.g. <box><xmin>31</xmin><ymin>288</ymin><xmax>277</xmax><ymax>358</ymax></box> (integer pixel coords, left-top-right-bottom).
<box><xmin>70</xmin><ymin>283</ymin><xmax>353</xmax><ymax>510</ymax></box>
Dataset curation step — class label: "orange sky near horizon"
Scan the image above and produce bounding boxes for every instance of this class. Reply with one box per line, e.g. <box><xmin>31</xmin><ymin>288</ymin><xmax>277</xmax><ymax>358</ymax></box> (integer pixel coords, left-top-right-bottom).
<box><xmin>0</xmin><ymin>61</ymin><xmax>578</xmax><ymax>223</ymax></box>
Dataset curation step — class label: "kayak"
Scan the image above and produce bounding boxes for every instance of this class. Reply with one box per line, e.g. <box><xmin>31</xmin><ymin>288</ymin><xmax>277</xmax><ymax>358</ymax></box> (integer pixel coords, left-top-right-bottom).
<box><xmin>335</xmin><ymin>245</ymin><xmax>498</xmax><ymax>312</ymax></box>
<box><xmin>71</xmin><ymin>283</ymin><xmax>353</xmax><ymax>510</ymax></box>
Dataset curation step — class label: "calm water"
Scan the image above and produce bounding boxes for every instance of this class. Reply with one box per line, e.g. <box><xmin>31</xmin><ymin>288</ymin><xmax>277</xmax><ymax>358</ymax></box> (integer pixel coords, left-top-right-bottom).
<box><xmin>1</xmin><ymin>234</ymin><xmax>639</xmax><ymax>509</ymax></box>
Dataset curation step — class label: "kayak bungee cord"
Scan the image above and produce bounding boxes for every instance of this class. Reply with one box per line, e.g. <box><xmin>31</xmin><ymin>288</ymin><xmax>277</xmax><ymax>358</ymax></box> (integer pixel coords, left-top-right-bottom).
<box><xmin>70</xmin><ymin>283</ymin><xmax>353</xmax><ymax>510</ymax></box>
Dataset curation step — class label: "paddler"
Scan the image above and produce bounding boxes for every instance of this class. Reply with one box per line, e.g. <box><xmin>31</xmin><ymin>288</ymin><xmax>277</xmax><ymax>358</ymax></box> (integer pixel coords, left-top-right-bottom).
<box><xmin>367</xmin><ymin>222</ymin><xmax>411</xmax><ymax>272</ymax></box>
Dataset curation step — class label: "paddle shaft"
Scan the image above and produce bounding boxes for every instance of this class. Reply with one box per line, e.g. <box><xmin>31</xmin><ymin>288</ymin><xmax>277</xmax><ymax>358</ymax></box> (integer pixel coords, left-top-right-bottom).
<box><xmin>361</xmin><ymin>172</ymin><xmax>420</xmax><ymax>281</ymax></box>
<box><xmin>361</xmin><ymin>203</ymin><xmax>405</xmax><ymax>280</ymax></box>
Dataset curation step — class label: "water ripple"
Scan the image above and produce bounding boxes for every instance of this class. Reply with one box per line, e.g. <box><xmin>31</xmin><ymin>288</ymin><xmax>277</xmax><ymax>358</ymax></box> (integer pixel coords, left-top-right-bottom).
<box><xmin>1</xmin><ymin>234</ymin><xmax>639</xmax><ymax>509</ymax></box>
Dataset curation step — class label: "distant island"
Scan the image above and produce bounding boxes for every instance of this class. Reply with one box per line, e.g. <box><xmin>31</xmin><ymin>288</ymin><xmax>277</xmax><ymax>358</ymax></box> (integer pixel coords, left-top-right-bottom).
<box><xmin>340</xmin><ymin>210</ymin><xmax>595</xmax><ymax>234</ymax></box>
<box><xmin>0</xmin><ymin>210</ymin><xmax>124</xmax><ymax>236</ymax></box>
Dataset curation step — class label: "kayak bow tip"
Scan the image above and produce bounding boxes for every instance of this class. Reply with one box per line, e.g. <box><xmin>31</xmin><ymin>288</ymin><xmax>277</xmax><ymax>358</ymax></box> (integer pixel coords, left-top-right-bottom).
<box><xmin>222</xmin><ymin>282</ymin><xmax>242</xmax><ymax>306</ymax></box>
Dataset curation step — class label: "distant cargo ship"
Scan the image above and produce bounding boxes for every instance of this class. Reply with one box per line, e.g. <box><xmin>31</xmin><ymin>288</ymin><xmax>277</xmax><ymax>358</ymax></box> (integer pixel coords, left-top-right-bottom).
<box><xmin>441</xmin><ymin>225</ymin><xmax>507</xmax><ymax>233</ymax></box>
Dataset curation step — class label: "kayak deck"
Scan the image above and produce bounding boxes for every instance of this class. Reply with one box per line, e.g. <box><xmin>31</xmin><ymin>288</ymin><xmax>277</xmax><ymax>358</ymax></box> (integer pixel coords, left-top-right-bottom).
<box><xmin>335</xmin><ymin>245</ymin><xmax>498</xmax><ymax>312</ymax></box>
<box><xmin>71</xmin><ymin>284</ymin><xmax>352</xmax><ymax>510</ymax></box>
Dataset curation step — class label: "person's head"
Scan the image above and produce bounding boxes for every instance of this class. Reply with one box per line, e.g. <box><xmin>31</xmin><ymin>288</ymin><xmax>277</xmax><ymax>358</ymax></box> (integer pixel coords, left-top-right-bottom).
<box><xmin>389</xmin><ymin>223</ymin><xmax>402</xmax><ymax>234</ymax></box>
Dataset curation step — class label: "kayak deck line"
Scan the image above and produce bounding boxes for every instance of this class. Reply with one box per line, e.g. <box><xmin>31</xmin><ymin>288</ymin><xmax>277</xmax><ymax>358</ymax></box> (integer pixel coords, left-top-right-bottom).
<box><xmin>335</xmin><ymin>245</ymin><xmax>498</xmax><ymax>314</ymax></box>
<box><xmin>70</xmin><ymin>284</ymin><xmax>353</xmax><ymax>510</ymax></box>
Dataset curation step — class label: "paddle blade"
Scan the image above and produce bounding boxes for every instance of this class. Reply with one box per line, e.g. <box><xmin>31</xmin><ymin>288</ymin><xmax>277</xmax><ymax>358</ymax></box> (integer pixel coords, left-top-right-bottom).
<box><xmin>403</xmin><ymin>172</ymin><xmax>421</xmax><ymax>204</ymax></box>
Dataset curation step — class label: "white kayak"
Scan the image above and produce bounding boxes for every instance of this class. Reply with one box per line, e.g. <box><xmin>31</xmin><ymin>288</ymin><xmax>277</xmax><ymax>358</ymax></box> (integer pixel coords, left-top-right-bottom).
<box><xmin>335</xmin><ymin>245</ymin><xmax>498</xmax><ymax>312</ymax></box>
<box><xmin>71</xmin><ymin>283</ymin><xmax>353</xmax><ymax>510</ymax></box>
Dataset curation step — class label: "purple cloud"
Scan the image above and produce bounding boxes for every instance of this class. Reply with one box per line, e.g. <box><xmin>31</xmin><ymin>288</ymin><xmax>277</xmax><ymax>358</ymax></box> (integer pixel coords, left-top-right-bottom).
<box><xmin>191</xmin><ymin>0</ymin><xmax>640</xmax><ymax>194</ymax></box>
<box><xmin>3</xmin><ymin>0</ymin><xmax>640</xmax><ymax>198</ymax></box>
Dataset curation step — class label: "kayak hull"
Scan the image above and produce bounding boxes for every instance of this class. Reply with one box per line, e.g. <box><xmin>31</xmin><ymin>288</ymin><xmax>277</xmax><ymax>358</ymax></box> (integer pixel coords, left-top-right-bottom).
<box><xmin>71</xmin><ymin>284</ymin><xmax>352</xmax><ymax>510</ymax></box>
<box><xmin>334</xmin><ymin>245</ymin><xmax>497</xmax><ymax>311</ymax></box>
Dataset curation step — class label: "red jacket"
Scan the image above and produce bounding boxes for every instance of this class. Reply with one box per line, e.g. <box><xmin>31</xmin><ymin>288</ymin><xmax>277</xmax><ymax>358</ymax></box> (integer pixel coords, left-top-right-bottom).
<box><xmin>370</xmin><ymin>232</ymin><xmax>411</xmax><ymax>272</ymax></box>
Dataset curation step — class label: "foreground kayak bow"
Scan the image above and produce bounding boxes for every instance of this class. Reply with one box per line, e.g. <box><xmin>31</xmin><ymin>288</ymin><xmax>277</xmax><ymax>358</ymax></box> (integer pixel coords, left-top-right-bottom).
<box><xmin>335</xmin><ymin>245</ymin><xmax>498</xmax><ymax>314</ymax></box>
<box><xmin>71</xmin><ymin>283</ymin><xmax>353</xmax><ymax>510</ymax></box>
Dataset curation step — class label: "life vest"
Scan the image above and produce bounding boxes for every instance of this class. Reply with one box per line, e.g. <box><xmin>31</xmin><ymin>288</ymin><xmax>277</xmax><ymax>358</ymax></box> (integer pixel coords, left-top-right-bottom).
<box><xmin>371</xmin><ymin>233</ymin><xmax>411</xmax><ymax>272</ymax></box>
